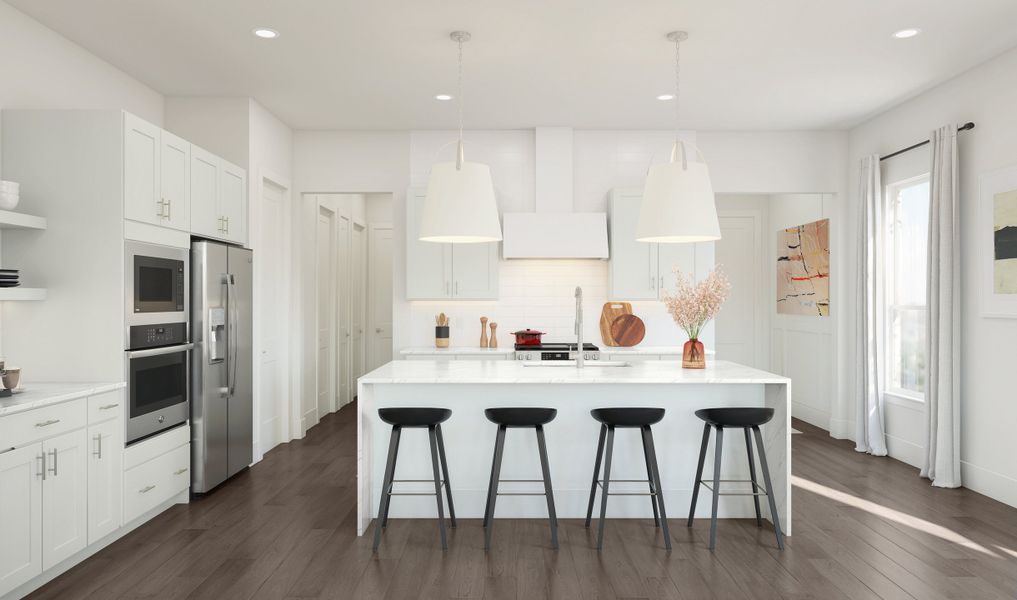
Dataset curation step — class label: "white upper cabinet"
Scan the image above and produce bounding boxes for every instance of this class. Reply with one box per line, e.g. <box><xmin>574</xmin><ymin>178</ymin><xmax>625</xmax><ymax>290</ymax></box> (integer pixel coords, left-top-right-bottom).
<box><xmin>123</xmin><ymin>113</ymin><xmax>162</xmax><ymax>226</ymax></box>
<box><xmin>190</xmin><ymin>145</ymin><xmax>220</xmax><ymax>239</ymax></box>
<box><xmin>218</xmin><ymin>159</ymin><xmax>246</xmax><ymax>244</ymax></box>
<box><xmin>405</xmin><ymin>190</ymin><xmax>499</xmax><ymax>300</ymax></box>
<box><xmin>159</xmin><ymin>130</ymin><xmax>191</xmax><ymax>232</ymax></box>
<box><xmin>40</xmin><ymin>429</ymin><xmax>88</xmax><ymax>570</ymax></box>
<box><xmin>608</xmin><ymin>189</ymin><xmax>712</xmax><ymax>300</ymax></box>
<box><xmin>0</xmin><ymin>444</ymin><xmax>43</xmax><ymax>597</ymax></box>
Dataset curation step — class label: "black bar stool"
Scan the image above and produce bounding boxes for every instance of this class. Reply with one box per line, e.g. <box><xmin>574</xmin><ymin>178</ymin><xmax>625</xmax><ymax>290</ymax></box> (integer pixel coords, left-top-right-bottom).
<box><xmin>585</xmin><ymin>407</ymin><xmax>671</xmax><ymax>551</ymax></box>
<box><xmin>482</xmin><ymin>407</ymin><xmax>559</xmax><ymax>550</ymax></box>
<box><xmin>373</xmin><ymin>407</ymin><xmax>456</xmax><ymax>552</ymax></box>
<box><xmin>688</xmin><ymin>407</ymin><xmax>784</xmax><ymax>551</ymax></box>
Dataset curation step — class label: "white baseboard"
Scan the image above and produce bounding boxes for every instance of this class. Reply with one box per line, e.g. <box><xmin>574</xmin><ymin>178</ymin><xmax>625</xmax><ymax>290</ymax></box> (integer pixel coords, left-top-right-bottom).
<box><xmin>828</xmin><ymin>416</ymin><xmax>854</xmax><ymax>440</ymax></box>
<box><xmin>791</xmin><ymin>401</ymin><xmax>830</xmax><ymax>430</ymax></box>
<box><xmin>884</xmin><ymin>432</ymin><xmax>923</xmax><ymax>469</ymax></box>
<box><xmin>962</xmin><ymin>460</ymin><xmax>1017</xmax><ymax>510</ymax></box>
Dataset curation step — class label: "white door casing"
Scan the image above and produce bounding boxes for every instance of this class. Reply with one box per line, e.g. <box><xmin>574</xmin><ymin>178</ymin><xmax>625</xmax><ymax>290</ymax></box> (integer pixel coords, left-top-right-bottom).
<box><xmin>352</xmin><ymin>222</ymin><xmax>367</xmax><ymax>386</ymax></box>
<box><xmin>336</xmin><ymin>213</ymin><xmax>352</xmax><ymax>408</ymax></box>
<box><xmin>368</xmin><ymin>224</ymin><xmax>394</xmax><ymax>372</ymax></box>
<box><xmin>316</xmin><ymin>203</ymin><xmax>337</xmax><ymax>422</ymax></box>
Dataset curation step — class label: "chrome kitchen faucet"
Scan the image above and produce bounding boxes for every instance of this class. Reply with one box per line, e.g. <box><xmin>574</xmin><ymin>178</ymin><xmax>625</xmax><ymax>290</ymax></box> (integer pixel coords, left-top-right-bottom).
<box><xmin>575</xmin><ymin>286</ymin><xmax>584</xmax><ymax>369</ymax></box>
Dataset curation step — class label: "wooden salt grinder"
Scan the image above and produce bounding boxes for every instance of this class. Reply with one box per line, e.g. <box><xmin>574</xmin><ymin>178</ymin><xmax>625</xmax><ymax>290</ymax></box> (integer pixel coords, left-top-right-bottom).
<box><xmin>480</xmin><ymin>316</ymin><xmax>489</xmax><ymax>348</ymax></box>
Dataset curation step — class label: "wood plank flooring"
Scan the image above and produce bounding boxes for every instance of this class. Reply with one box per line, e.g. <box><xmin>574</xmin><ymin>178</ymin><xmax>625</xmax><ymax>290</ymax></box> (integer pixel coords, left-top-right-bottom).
<box><xmin>27</xmin><ymin>405</ymin><xmax>1017</xmax><ymax>599</ymax></box>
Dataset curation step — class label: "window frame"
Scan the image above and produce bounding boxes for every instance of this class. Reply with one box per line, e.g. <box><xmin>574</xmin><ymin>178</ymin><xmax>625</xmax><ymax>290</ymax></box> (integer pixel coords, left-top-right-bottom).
<box><xmin>884</xmin><ymin>173</ymin><xmax>930</xmax><ymax>402</ymax></box>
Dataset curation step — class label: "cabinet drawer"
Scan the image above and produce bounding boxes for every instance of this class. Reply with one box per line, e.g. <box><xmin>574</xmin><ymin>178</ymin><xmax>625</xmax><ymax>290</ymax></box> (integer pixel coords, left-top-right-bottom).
<box><xmin>123</xmin><ymin>443</ymin><xmax>190</xmax><ymax>524</ymax></box>
<box><xmin>0</xmin><ymin>399</ymin><xmax>86</xmax><ymax>449</ymax></box>
<box><xmin>87</xmin><ymin>391</ymin><xmax>124</xmax><ymax>424</ymax></box>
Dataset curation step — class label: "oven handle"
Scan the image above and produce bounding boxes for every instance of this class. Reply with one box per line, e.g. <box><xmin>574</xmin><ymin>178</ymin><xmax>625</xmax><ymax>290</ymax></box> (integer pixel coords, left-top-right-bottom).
<box><xmin>125</xmin><ymin>343</ymin><xmax>194</xmax><ymax>359</ymax></box>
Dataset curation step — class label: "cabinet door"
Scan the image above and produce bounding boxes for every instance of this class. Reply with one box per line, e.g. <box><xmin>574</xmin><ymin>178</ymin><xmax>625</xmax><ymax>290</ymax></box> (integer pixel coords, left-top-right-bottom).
<box><xmin>123</xmin><ymin>113</ymin><xmax>162</xmax><ymax>226</ymax></box>
<box><xmin>451</xmin><ymin>243</ymin><xmax>499</xmax><ymax>299</ymax></box>
<box><xmin>160</xmin><ymin>130</ymin><xmax>191</xmax><ymax>232</ymax></box>
<box><xmin>657</xmin><ymin>242</ymin><xmax>696</xmax><ymax>296</ymax></box>
<box><xmin>41</xmin><ymin>429</ymin><xmax>88</xmax><ymax>570</ymax></box>
<box><xmin>608</xmin><ymin>191</ymin><xmax>659</xmax><ymax>300</ymax></box>
<box><xmin>0</xmin><ymin>445</ymin><xmax>43</xmax><ymax>597</ymax></box>
<box><xmin>87</xmin><ymin>420</ymin><xmax>122</xmax><ymax>543</ymax></box>
<box><xmin>219</xmin><ymin>159</ymin><xmax>246</xmax><ymax>244</ymax></box>
<box><xmin>405</xmin><ymin>191</ymin><xmax>452</xmax><ymax>299</ymax></box>
<box><xmin>190</xmin><ymin>145</ymin><xmax>221</xmax><ymax>238</ymax></box>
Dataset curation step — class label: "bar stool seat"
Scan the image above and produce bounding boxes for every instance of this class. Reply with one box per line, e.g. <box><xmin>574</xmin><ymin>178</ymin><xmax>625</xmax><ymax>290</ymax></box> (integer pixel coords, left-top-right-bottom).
<box><xmin>373</xmin><ymin>407</ymin><xmax>456</xmax><ymax>552</ymax></box>
<box><xmin>485</xmin><ymin>407</ymin><xmax>557</xmax><ymax>427</ymax></box>
<box><xmin>591</xmin><ymin>407</ymin><xmax>665</xmax><ymax>427</ymax></box>
<box><xmin>379</xmin><ymin>407</ymin><xmax>452</xmax><ymax>427</ymax></box>
<box><xmin>688</xmin><ymin>407</ymin><xmax>784</xmax><ymax>551</ymax></box>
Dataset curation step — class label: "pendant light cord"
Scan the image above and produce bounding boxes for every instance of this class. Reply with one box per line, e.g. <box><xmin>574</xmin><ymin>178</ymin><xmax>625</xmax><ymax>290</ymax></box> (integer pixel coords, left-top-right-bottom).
<box><xmin>674</xmin><ymin>36</ymin><xmax>681</xmax><ymax>147</ymax></box>
<box><xmin>457</xmin><ymin>36</ymin><xmax>464</xmax><ymax>145</ymax></box>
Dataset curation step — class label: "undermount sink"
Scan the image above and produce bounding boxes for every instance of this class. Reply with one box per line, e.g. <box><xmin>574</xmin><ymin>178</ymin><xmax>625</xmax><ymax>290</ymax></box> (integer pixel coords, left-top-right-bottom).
<box><xmin>522</xmin><ymin>360</ymin><xmax>631</xmax><ymax>367</ymax></box>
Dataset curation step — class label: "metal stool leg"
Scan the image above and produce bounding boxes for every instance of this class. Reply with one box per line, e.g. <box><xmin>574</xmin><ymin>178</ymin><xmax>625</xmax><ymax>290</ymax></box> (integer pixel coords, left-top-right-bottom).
<box><xmin>752</xmin><ymin>426</ymin><xmax>785</xmax><ymax>550</ymax></box>
<box><xmin>435</xmin><ymin>424</ymin><xmax>456</xmax><ymax>528</ymax></box>
<box><xmin>688</xmin><ymin>422</ymin><xmax>710</xmax><ymax>527</ymax></box>
<box><xmin>482</xmin><ymin>425</ymin><xmax>500</xmax><ymax>530</ymax></box>
<box><xmin>585</xmin><ymin>424</ymin><xmax>607</xmax><ymax>527</ymax></box>
<box><xmin>709</xmin><ymin>426</ymin><xmax>723</xmax><ymax>551</ymax></box>
<box><xmin>535</xmin><ymin>425</ymin><xmax>559</xmax><ymax>550</ymax></box>
<box><xmin>373</xmin><ymin>426</ymin><xmax>401</xmax><ymax>552</ymax></box>
<box><xmin>744</xmin><ymin>427</ymin><xmax>762</xmax><ymax>527</ymax></box>
<box><xmin>427</xmin><ymin>426</ymin><xmax>448</xmax><ymax>551</ymax></box>
<box><xmin>641</xmin><ymin>426</ymin><xmax>661</xmax><ymax>527</ymax></box>
<box><xmin>596</xmin><ymin>426</ymin><xmax>615</xmax><ymax>551</ymax></box>
<box><xmin>484</xmin><ymin>425</ymin><xmax>507</xmax><ymax>551</ymax></box>
<box><xmin>643</xmin><ymin>425</ymin><xmax>672</xmax><ymax>551</ymax></box>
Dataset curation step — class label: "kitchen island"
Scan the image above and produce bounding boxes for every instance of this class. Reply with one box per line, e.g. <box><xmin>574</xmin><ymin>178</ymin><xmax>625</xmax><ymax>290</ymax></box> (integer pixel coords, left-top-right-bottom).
<box><xmin>357</xmin><ymin>359</ymin><xmax>791</xmax><ymax>536</ymax></box>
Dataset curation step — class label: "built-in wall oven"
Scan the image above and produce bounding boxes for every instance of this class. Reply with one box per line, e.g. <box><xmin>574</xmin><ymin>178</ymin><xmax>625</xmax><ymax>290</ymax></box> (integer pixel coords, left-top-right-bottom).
<box><xmin>125</xmin><ymin>242</ymin><xmax>191</xmax><ymax>444</ymax></box>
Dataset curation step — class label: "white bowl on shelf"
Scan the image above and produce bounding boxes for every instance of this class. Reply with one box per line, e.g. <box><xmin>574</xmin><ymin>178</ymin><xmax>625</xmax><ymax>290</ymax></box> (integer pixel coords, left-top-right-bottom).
<box><xmin>0</xmin><ymin>181</ymin><xmax>18</xmax><ymax>192</ymax></box>
<box><xmin>0</xmin><ymin>191</ymin><xmax>19</xmax><ymax>211</ymax></box>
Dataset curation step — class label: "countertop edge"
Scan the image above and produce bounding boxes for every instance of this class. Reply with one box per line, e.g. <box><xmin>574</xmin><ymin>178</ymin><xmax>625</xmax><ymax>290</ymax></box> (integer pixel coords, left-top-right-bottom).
<box><xmin>0</xmin><ymin>382</ymin><xmax>127</xmax><ymax>417</ymax></box>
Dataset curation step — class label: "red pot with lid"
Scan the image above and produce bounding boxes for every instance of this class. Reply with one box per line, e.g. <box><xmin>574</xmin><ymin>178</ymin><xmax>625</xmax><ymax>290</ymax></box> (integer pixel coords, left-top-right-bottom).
<box><xmin>512</xmin><ymin>329</ymin><xmax>545</xmax><ymax>346</ymax></box>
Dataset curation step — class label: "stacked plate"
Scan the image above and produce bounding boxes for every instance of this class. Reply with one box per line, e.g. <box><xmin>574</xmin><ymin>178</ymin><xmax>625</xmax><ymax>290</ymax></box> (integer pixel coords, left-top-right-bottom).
<box><xmin>0</xmin><ymin>270</ymin><xmax>20</xmax><ymax>288</ymax></box>
<box><xmin>0</xmin><ymin>180</ymin><xmax>20</xmax><ymax>210</ymax></box>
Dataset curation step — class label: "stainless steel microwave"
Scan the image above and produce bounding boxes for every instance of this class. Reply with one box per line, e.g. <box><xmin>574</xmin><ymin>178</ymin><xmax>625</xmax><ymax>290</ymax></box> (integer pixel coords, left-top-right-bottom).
<box><xmin>125</xmin><ymin>241</ymin><xmax>188</xmax><ymax>334</ymax></box>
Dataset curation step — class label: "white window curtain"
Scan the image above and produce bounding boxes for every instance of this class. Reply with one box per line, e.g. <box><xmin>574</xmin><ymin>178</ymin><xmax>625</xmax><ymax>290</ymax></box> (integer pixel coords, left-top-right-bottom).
<box><xmin>856</xmin><ymin>154</ymin><xmax>888</xmax><ymax>456</ymax></box>
<box><xmin>921</xmin><ymin>125</ymin><xmax>962</xmax><ymax>488</ymax></box>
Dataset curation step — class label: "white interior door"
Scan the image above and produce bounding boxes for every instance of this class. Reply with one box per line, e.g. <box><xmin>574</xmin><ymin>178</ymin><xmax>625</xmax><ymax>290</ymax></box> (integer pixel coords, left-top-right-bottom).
<box><xmin>368</xmin><ymin>224</ymin><xmax>394</xmax><ymax>371</ymax></box>
<box><xmin>336</xmin><ymin>214</ymin><xmax>352</xmax><ymax>408</ymax></box>
<box><xmin>258</xmin><ymin>179</ymin><xmax>290</xmax><ymax>451</ymax></box>
<box><xmin>316</xmin><ymin>204</ymin><xmax>336</xmax><ymax>421</ymax></box>
<box><xmin>715</xmin><ymin>211</ymin><xmax>765</xmax><ymax>368</ymax></box>
<box><xmin>352</xmin><ymin>222</ymin><xmax>366</xmax><ymax>387</ymax></box>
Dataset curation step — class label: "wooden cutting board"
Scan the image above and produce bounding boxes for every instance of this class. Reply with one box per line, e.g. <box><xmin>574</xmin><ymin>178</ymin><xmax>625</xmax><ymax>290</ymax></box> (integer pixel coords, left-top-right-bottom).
<box><xmin>599</xmin><ymin>302</ymin><xmax>633</xmax><ymax>346</ymax></box>
<box><xmin>610</xmin><ymin>314</ymin><xmax>646</xmax><ymax>347</ymax></box>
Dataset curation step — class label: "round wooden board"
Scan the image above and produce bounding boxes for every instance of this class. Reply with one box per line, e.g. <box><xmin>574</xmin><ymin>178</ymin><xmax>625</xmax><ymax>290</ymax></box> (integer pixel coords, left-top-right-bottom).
<box><xmin>609</xmin><ymin>314</ymin><xmax>645</xmax><ymax>347</ymax></box>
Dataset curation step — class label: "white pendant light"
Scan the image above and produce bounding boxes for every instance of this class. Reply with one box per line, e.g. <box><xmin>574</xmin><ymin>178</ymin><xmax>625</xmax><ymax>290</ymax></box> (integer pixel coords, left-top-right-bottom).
<box><xmin>636</xmin><ymin>31</ymin><xmax>720</xmax><ymax>244</ymax></box>
<box><xmin>419</xmin><ymin>31</ymin><xmax>502</xmax><ymax>244</ymax></box>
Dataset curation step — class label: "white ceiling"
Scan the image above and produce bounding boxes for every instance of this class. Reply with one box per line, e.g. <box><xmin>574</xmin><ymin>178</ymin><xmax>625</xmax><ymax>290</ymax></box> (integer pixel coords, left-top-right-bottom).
<box><xmin>8</xmin><ymin>0</ymin><xmax>1017</xmax><ymax>131</ymax></box>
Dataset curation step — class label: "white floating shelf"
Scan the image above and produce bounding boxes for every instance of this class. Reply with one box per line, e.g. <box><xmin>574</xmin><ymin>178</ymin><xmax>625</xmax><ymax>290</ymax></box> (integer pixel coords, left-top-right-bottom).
<box><xmin>0</xmin><ymin>288</ymin><xmax>47</xmax><ymax>301</ymax></box>
<box><xmin>0</xmin><ymin>210</ymin><xmax>47</xmax><ymax>230</ymax></box>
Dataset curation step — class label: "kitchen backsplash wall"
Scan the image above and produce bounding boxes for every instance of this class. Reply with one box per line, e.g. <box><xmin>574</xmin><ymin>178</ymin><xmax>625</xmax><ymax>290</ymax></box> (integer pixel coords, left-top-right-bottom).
<box><xmin>407</xmin><ymin>259</ymin><xmax>689</xmax><ymax>348</ymax></box>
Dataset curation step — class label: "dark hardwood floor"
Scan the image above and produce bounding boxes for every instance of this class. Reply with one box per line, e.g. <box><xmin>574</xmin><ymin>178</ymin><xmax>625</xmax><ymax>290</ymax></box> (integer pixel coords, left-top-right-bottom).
<box><xmin>28</xmin><ymin>404</ymin><xmax>1017</xmax><ymax>599</ymax></box>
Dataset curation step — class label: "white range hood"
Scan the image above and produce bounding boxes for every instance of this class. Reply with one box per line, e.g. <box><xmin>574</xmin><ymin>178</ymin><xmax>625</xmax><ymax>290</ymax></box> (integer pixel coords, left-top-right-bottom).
<box><xmin>502</xmin><ymin>128</ymin><xmax>609</xmax><ymax>259</ymax></box>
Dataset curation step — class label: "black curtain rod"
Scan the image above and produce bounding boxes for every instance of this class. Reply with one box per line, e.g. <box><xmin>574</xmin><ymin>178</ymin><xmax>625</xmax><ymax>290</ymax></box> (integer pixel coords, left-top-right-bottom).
<box><xmin>879</xmin><ymin>122</ymin><xmax>975</xmax><ymax>162</ymax></box>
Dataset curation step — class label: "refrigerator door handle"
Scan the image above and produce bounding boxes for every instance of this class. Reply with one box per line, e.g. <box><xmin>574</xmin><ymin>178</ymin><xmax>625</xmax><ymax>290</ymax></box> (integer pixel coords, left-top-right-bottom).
<box><xmin>228</xmin><ymin>273</ymin><xmax>239</xmax><ymax>397</ymax></box>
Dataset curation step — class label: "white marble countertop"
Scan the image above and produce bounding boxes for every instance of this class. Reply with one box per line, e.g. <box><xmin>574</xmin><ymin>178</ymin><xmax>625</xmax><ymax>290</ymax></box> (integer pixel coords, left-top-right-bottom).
<box><xmin>0</xmin><ymin>382</ymin><xmax>126</xmax><ymax>417</ymax></box>
<box><xmin>359</xmin><ymin>359</ymin><xmax>788</xmax><ymax>385</ymax></box>
<box><xmin>399</xmin><ymin>347</ymin><xmax>515</xmax><ymax>355</ymax></box>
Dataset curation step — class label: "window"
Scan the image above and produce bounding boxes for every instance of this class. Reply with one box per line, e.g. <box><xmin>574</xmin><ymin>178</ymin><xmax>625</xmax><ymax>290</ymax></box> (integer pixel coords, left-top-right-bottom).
<box><xmin>886</xmin><ymin>175</ymin><xmax>929</xmax><ymax>399</ymax></box>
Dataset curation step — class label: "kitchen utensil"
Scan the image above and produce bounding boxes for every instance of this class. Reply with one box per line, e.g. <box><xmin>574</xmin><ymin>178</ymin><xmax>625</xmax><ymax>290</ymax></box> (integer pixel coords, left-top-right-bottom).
<box><xmin>480</xmin><ymin>316</ymin><xmax>489</xmax><ymax>347</ymax></box>
<box><xmin>489</xmin><ymin>323</ymin><xmax>498</xmax><ymax>348</ymax></box>
<box><xmin>2</xmin><ymin>367</ymin><xmax>21</xmax><ymax>390</ymax></box>
<box><xmin>609</xmin><ymin>314</ymin><xmax>646</xmax><ymax>347</ymax></box>
<box><xmin>511</xmin><ymin>329</ymin><xmax>544</xmax><ymax>346</ymax></box>
<box><xmin>599</xmin><ymin>302</ymin><xmax>633</xmax><ymax>346</ymax></box>
<box><xmin>439</xmin><ymin>312</ymin><xmax>447</xmax><ymax>327</ymax></box>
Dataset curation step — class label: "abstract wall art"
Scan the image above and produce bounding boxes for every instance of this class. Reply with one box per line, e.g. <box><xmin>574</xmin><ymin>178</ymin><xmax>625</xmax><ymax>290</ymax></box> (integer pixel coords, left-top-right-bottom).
<box><xmin>777</xmin><ymin>218</ymin><xmax>830</xmax><ymax>316</ymax></box>
<box><xmin>994</xmin><ymin>188</ymin><xmax>1017</xmax><ymax>294</ymax></box>
<box><xmin>981</xmin><ymin>166</ymin><xmax>1017</xmax><ymax>317</ymax></box>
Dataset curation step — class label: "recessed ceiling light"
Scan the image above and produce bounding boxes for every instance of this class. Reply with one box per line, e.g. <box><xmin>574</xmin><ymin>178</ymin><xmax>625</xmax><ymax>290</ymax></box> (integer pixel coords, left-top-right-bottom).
<box><xmin>656</xmin><ymin>94</ymin><xmax>675</xmax><ymax>101</ymax></box>
<box><xmin>893</xmin><ymin>28</ymin><xmax>921</xmax><ymax>39</ymax></box>
<box><xmin>253</xmin><ymin>28</ymin><xmax>279</xmax><ymax>39</ymax></box>
<box><xmin>435</xmin><ymin>94</ymin><xmax>453</xmax><ymax>101</ymax></box>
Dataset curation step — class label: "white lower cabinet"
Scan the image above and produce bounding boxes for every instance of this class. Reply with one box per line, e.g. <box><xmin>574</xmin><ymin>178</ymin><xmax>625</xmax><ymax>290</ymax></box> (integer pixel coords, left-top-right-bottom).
<box><xmin>87</xmin><ymin>419</ymin><xmax>122</xmax><ymax>543</ymax></box>
<box><xmin>0</xmin><ymin>445</ymin><xmax>43</xmax><ymax>597</ymax></box>
<box><xmin>40</xmin><ymin>429</ymin><xmax>88</xmax><ymax>570</ymax></box>
<box><xmin>123</xmin><ymin>443</ymin><xmax>190</xmax><ymax>525</ymax></box>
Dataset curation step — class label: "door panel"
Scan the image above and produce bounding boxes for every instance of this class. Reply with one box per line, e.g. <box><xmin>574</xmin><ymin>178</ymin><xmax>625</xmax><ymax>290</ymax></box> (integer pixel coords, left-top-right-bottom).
<box><xmin>337</xmin><ymin>214</ymin><xmax>351</xmax><ymax>407</ymax></box>
<box><xmin>608</xmin><ymin>192</ymin><xmax>658</xmax><ymax>300</ymax></box>
<box><xmin>369</xmin><ymin>226</ymin><xmax>394</xmax><ymax>371</ymax></box>
<box><xmin>257</xmin><ymin>180</ymin><xmax>288</xmax><ymax>450</ymax></box>
<box><xmin>123</xmin><ymin>113</ymin><xmax>161</xmax><ymax>225</ymax></box>
<box><xmin>352</xmin><ymin>223</ymin><xmax>366</xmax><ymax>384</ymax></box>
<box><xmin>0</xmin><ymin>444</ymin><xmax>42</xmax><ymax>597</ymax></box>
<box><xmin>160</xmin><ymin>131</ymin><xmax>191</xmax><ymax>232</ymax></box>
<box><xmin>406</xmin><ymin>192</ymin><xmax>451</xmax><ymax>299</ymax></box>
<box><xmin>190</xmin><ymin>146</ymin><xmax>220</xmax><ymax>238</ymax></box>
<box><xmin>451</xmin><ymin>243</ymin><xmax>498</xmax><ymax>299</ymax></box>
<box><xmin>716</xmin><ymin>214</ymin><xmax>763</xmax><ymax>367</ymax></box>
<box><xmin>316</xmin><ymin>205</ymin><xmax>336</xmax><ymax>420</ymax></box>
<box><xmin>87</xmin><ymin>420</ymin><xmax>122</xmax><ymax>543</ymax></box>
<box><xmin>41</xmin><ymin>429</ymin><xmax>88</xmax><ymax>570</ymax></box>
<box><xmin>192</xmin><ymin>241</ymin><xmax>229</xmax><ymax>493</ymax></box>
<box><xmin>227</xmin><ymin>246</ymin><xmax>254</xmax><ymax>476</ymax></box>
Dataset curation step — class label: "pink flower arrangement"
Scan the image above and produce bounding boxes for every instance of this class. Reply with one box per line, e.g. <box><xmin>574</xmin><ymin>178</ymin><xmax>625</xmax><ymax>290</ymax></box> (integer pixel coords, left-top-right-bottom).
<box><xmin>661</xmin><ymin>267</ymin><xmax>731</xmax><ymax>340</ymax></box>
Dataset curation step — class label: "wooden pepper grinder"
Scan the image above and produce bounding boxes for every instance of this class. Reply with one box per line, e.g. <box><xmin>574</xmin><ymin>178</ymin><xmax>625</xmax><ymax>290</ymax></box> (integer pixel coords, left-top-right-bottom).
<box><xmin>480</xmin><ymin>316</ymin><xmax>489</xmax><ymax>348</ymax></box>
<box><xmin>489</xmin><ymin>322</ymin><xmax>498</xmax><ymax>348</ymax></box>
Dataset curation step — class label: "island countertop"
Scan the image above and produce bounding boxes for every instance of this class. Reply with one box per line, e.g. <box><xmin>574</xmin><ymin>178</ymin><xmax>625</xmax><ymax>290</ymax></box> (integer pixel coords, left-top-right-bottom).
<box><xmin>359</xmin><ymin>359</ymin><xmax>788</xmax><ymax>385</ymax></box>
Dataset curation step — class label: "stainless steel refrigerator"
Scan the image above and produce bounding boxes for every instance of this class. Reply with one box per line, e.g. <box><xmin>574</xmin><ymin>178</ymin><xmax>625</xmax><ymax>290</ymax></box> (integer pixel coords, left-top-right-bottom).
<box><xmin>190</xmin><ymin>240</ymin><xmax>253</xmax><ymax>493</ymax></box>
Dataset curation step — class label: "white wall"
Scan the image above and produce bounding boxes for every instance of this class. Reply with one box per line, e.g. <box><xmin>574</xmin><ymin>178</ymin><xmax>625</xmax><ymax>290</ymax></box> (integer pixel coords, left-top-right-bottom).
<box><xmin>845</xmin><ymin>46</ymin><xmax>1017</xmax><ymax>508</ymax></box>
<box><xmin>163</xmin><ymin>97</ymin><xmax>250</xmax><ymax>166</ymax></box>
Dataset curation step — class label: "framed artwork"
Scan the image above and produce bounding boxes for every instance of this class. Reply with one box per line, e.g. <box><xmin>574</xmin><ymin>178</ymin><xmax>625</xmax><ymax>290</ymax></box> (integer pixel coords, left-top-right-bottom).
<box><xmin>777</xmin><ymin>218</ymin><xmax>830</xmax><ymax>316</ymax></box>
<box><xmin>980</xmin><ymin>165</ymin><xmax>1017</xmax><ymax>318</ymax></box>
